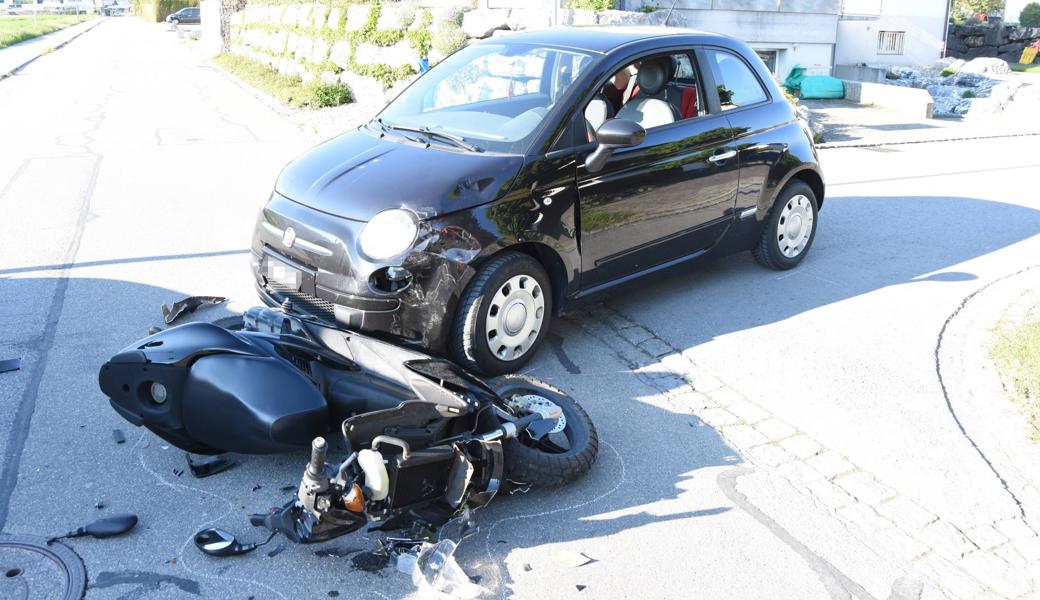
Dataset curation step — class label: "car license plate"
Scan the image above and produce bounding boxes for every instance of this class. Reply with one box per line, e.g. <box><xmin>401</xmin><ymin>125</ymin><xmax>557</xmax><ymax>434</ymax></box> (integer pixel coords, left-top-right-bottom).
<box><xmin>266</xmin><ymin>259</ymin><xmax>302</xmax><ymax>289</ymax></box>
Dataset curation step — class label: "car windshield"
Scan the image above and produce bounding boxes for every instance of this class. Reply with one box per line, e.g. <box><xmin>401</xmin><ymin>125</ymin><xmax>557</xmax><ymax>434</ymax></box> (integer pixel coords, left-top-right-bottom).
<box><xmin>377</xmin><ymin>43</ymin><xmax>595</xmax><ymax>154</ymax></box>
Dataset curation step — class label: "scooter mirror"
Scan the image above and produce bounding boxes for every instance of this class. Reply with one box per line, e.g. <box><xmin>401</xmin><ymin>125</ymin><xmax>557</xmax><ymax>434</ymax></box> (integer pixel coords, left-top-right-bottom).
<box><xmin>194</xmin><ymin>528</ymin><xmax>257</xmax><ymax>557</ymax></box>
<box><xmin>47</xmin><ymin>513</ymin><xmax>139</xmax><ymax>544</ymax></box>
<box><xmin>83</xmin><ymin>514</ymin><xmax>139</xmax><ymax>538</ymax></box>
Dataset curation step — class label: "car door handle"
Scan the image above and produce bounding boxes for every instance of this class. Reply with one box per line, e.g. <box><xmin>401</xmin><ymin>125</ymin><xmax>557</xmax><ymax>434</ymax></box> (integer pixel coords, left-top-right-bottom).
<box><xmin>708</xmin><ymin>150</ymin><xmax>737</xmax><ymax>164</ymax></box>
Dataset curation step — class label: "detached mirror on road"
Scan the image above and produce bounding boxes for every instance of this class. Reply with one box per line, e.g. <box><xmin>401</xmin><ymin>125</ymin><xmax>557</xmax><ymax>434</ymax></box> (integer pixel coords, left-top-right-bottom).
<box><xmin>585</xmin><ymin>119</ymin><xmax>646</xmax><ymax>173</ymax></box>
<box><xmin>47</xmin><ymin>514</ymin><xmax>138</xmax><ymax>544</ymax></box>
<box><xmin>194</xmin><ymin>528</ymin><xmax>274</xmax><ymax>557</ymax></box>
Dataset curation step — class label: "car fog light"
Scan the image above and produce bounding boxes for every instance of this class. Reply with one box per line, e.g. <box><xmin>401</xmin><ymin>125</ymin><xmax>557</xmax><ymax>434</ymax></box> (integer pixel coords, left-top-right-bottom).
<box><xmin>150</xmin><ymin>382</ymin><xmax>168</xmax><ymax>404</ymax></box>
<box><xmin>371</xmin><ymin>266</ymin><xmax>413</xmax><ymax>293</ymax></box>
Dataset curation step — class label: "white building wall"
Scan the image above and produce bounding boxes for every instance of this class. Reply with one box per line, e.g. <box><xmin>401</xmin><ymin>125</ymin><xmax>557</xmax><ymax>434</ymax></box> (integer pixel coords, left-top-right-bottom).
<box><xmin>834</xmin><ymin>0</ymin><xmax>949</xmax><ymax>67</ymax></box>
<box><xmin>665</xmin><ymin>1</ymin><xmax>841</xmax><ymax>77</ymax></box>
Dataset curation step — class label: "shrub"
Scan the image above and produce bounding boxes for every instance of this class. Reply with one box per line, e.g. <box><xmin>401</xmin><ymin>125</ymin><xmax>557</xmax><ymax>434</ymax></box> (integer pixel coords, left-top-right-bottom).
<box><xmin>1021</xmin><ymin>2</ymin><xmax>1040</xmax><ymax>26</ymax></box>
<box><xmin>941</xmin><ymin>68</ymin><xmax>956</xmax><ymax>76</ymax></box>
<box><xmin>303</xmin><ymin>81</ymin><xmax>353</xmax><ymax>108</ymax></box>
<box><xmin>432</xmin><ymin>20</ymin><xmax>467</xmax><ymax>57</ymax></box>
<box><xmin>962</xmin><ymin>90</ymin><xmax>976</xmax><ymax>98</ymax></box>
<box><xmin>566</xmin><ymin>0</ymin><xmax>617</xmax><ymax>10</ymax></box>
<box><xmin>215</xmin><ymin>53</ymin><xmax>353</xmax><ymax>109</ymax></box>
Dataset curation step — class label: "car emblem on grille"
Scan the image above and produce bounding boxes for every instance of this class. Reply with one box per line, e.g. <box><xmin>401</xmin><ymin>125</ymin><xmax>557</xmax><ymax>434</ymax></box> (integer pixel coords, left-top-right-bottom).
<box><xmin>282</xmin><ymin>227</ymin><xmax>296</xmax><ymax>248</ymax></box>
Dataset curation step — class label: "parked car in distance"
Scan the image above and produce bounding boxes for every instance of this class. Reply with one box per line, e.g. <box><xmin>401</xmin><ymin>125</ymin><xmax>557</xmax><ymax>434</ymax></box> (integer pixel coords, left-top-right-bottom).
<box><xmin>251</xmin><ymin>27</ymin><xmax>825</xmax><ymax>375</ymax></box>
<box><xmin>166</xmin><ymin>7</ymin><xmax>199</xmax><ymax>24</ymax></box>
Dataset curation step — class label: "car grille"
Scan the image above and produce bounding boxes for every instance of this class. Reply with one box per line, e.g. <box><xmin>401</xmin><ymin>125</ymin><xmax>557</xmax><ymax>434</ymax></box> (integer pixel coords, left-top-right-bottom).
<box><xmin>267</xmin><ymin>283</ymin><xmax>337</xmax><ymax>323</ymax></box>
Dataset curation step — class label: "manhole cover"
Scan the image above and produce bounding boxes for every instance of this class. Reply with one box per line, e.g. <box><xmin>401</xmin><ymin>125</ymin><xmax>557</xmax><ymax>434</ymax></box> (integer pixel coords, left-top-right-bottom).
<box><xmin>0</xmin><ymin>535</ymin><xmax>86</xmax><ymax>600</ymax></box>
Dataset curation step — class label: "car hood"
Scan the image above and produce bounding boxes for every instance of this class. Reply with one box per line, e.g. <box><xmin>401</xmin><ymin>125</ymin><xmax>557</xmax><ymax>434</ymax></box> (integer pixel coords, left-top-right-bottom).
<box><xmin>274</xmin><ymin>128</ymin><xmax>525</xmax><ymax>222</ymax></box>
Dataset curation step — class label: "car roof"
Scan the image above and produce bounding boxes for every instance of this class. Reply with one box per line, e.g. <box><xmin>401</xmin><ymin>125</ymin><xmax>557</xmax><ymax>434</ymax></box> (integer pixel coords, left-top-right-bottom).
<box><xmin>485</xmin><ymin>26</ymin><xmax>739</xmax><ymax>55</ymax></box>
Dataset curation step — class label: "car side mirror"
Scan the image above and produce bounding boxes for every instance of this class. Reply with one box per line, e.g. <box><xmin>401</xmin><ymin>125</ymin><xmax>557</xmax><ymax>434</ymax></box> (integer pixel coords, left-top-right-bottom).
<box><xmin>585</xmin><ymin>119</ymin><xmax>646</xmax><ymax>173</ymax></box>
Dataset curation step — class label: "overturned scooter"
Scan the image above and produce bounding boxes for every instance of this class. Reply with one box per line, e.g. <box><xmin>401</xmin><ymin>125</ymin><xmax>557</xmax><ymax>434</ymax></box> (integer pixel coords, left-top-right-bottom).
<box><xmin>99</xmin><ymin>305</ymin><xmax>598</xmax><ymax>543</ymax></box>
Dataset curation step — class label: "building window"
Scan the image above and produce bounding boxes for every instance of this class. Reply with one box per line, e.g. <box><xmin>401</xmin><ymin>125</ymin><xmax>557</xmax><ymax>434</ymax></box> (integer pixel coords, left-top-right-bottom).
<box><xmin>877</xmin><ymin>31</ymin><xmax>906</xmax><ymax>55</ymax></box>
<box><xmin>755</xmin><ymin>50</ymin><xmax>778</xmax><ymax>74</ymax></box>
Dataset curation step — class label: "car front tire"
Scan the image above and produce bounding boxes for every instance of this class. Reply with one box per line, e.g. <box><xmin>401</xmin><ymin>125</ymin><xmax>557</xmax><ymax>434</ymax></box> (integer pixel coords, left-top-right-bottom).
<box><xmin>752</xmin><ymin>180</ymin><xmax>819</xmax><ymax>270</ymax></box>
<box><xmin>451</xmin><ymin>251</ymin><xmax>552</xmax><ymax>376</ymax></box>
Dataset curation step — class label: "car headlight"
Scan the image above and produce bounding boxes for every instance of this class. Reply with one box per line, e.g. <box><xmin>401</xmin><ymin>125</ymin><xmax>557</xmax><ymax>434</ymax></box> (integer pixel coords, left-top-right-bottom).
<box><xmin>358</xmin><ymin>209</ymin><xmax>418</xmax><ymax>261</ymax></box>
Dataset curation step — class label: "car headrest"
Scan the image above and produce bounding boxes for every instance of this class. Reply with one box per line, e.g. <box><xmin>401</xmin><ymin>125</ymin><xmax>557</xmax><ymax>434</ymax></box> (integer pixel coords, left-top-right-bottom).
<box><xmin>636</xmin><ymin>59</ymin><xmax>671</xmax><ymax>96</ymax></box>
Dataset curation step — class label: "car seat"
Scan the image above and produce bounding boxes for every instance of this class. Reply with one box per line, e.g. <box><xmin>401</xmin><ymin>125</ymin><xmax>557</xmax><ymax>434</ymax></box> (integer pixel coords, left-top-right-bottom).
<box><xmin>616</xmin><ymin>59</ymin><xmax>680</xmax><ymax>129</ymax></box>
<box><xmin>584</xmin><ymin>92</ymin><xmax>614</xmax><ymax>132</ymax></box>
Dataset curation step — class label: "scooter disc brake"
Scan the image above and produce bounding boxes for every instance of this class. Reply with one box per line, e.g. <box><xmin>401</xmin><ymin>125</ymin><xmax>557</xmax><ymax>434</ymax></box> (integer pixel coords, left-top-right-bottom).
<box><xmin>505</xmin><ymin>394</ymin><xmax>566</xmax><ymax>434</ymax></box>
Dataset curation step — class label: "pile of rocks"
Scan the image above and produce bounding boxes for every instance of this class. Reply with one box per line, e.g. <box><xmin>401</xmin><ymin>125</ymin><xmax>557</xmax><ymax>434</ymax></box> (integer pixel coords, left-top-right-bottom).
<box><xmin>946</xmin><ymin>23</ymin><xmax>1040</xmax><ymax>63</ymax></box>
<box><xmin>883</xmin><ymin>57</ymin><xmax>1036</xmax><ymax>118</ymax></box>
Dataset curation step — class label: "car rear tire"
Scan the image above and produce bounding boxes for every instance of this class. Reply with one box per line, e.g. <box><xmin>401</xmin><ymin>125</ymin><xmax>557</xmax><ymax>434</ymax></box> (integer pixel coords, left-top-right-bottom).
<box><xmin>451</xmin><ymin>251</ymin><xmax>551</xmax><ymax>376</ymax></box>
<box><xmin>752</xmin><ymin>180</ymin><xmax>818</xmax><ymax>270</ymax></box>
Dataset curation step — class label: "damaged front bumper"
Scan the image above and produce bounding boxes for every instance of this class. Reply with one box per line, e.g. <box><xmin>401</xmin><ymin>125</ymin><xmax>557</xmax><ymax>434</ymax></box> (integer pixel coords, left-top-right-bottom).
<box><xmin>251</xmin><ymin>193</ymin><xmax>484</xmax><ymax>355</ymax></box>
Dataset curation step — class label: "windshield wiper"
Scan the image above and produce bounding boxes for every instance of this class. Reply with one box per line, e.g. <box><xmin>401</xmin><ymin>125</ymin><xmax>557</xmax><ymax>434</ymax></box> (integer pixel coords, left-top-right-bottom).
<box><xmin>376</xmin><ymin>120</ymin><xmax>482</xmax><ymax>152</ymax></box>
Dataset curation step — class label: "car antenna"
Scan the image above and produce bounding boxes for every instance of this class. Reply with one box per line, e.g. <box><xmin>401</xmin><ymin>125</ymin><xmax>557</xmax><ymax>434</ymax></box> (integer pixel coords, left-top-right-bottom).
<box><xmin>664</xmin><ymin>0</ymin><xmax>678</xmax><ymax>26</ymax></box>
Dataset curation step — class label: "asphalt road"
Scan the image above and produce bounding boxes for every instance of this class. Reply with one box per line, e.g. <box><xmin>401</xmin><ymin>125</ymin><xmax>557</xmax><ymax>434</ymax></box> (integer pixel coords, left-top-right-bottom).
<box><xmin>1</xmin><ymin>17</ymin><xmax>1039</xmax><ymax>600</ymax></box>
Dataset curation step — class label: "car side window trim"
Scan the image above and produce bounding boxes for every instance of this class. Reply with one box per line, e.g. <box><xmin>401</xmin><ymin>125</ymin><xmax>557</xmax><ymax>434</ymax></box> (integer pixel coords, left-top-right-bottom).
<box><xmin>696</xmin><ymin>45</ymin><xmax>773</xmax><ymax>116</ymax></box>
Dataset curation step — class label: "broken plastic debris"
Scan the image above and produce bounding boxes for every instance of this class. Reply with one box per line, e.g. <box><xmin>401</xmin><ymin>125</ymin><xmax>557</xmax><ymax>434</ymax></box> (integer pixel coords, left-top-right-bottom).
<box><xmin>267</xmin><ymin>542</ymin><xmax>286</xmax><ymax>558</ymax></box>
<box><xmin>398</xmin><ymin>540</ymin><xmax>484</xmax><ymax>600</ymax></box>
<box><xmin>549</xmin><ymin>549</ymin><xmax>596</xmax><ymax>568</ymax></box>
<box><xmin>576</xmin><ymin>584</ymin><xmax>587</xmax><ymax>592</ymax></box>
<box><xmin>0</xmin><ymin>358</ymin><xmax>20</xmax><ymax>374</ymax></box>
<box><xmin>112</xmin><ymin>429</ymin><xmax>126</xmax><ymax>444</ymax></box>
<box><xmin>161</xmin><ymin>296</ymin><xmax>228</xmax><ymax>325</ymax></box>
<box><xmin>186</xmin><ymin>453</ymin><xmax>237</xmax><ymax>478</ymax></box>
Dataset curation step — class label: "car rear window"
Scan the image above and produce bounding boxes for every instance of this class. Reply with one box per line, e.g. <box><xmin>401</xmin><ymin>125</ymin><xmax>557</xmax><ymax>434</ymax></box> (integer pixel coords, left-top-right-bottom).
<box><xmin>705</xmin><ymin>49</ymin><xmax>768</xmax><ymax>110</ymax></box>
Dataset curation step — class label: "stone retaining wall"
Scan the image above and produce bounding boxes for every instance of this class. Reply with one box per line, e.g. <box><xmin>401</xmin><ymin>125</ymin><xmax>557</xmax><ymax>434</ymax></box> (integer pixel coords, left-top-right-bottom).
<box><xmin>946</xmin><ymin>23</ymin><xmax>1040</xmax><ymax>63</ymax></box>
<box><xmin>225</xmin><ymin>1</ymin><xmax>688</xmax><ymax>107</ymax></box>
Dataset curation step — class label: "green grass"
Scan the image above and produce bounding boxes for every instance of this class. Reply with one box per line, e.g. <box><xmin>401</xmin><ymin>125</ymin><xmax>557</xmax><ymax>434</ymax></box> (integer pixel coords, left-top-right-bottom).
<box><xmin>1010</xmin><ymin>63</ymin><xmax>1040</xmax><ymax>73</ymax></box>
<box><xmin>214</xmin><ymin>53</ymin><xmax>352</xmax><ymax>109</ymax></box>
<box><xmin>992</xmin><ymin>317</ymin><xmax>1040</xmax><ymax>441</ymax></box>
<box><xmin>0</xmin><ymin>15</ymin><xmax>95</xmax><ymax>49</ymax></box>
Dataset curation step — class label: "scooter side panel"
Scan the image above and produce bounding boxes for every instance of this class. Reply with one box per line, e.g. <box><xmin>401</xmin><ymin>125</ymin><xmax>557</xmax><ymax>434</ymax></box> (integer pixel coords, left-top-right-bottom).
<box><xmin>183</xmin><ymin>354</ymin><xmax>330</xmax><ymax>454</ymax></box>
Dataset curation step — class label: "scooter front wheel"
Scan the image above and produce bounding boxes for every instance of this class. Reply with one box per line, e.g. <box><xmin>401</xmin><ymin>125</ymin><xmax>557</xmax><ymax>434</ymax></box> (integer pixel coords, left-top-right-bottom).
<box><xmin>491</xmin><ymin>375</ymin><xmax>598</xmax><ymax>487</ymax></box>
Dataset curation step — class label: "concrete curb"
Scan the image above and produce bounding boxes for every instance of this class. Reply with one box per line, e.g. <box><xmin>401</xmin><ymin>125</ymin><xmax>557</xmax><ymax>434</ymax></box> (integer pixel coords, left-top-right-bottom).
<box><xmin>937</xmin><ymin>266</ymin><xmax>1040</xmax><ymax>522</ymax></box>
<box><xmin>841</xmin><ymin>79</ymin><xmax>935</xmax><ymax>119</ymax></box>
<box><xmin>0</xmin><ymin>18</ymin><xmax>106</xmax><ymax>81</ymax></box>
<box><xmin>818</xmin><ymin>130</ymin><xmax>1040</xmax><ymax>150</ymax></box>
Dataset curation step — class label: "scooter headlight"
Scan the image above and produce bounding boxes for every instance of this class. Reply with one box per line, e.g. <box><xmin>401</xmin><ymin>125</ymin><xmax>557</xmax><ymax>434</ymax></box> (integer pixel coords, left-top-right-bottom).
<box><xmin>358</xmin><ymin>209</ymin><xmax>418</xmax><ymax>261</ymax></box>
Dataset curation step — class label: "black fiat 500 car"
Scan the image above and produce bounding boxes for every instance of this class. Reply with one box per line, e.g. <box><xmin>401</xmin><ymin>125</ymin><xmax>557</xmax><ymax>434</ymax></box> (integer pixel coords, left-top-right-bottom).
<box><xmin>252</xmin><ymin>27</ymin><xmax>824</xmax><ymax>375</ymax></box>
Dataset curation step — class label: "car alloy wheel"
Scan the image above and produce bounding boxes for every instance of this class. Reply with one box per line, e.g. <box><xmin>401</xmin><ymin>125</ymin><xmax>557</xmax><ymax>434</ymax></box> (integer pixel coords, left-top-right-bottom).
<box><xmin>484</xmin><ymin>274</ymin><xmax>545</xmax><ymax>360</ymax></box>
<box><xmin>776</xmin><ymin>194</ymin><xmax>814</xmax><ymax>259</ymax></box>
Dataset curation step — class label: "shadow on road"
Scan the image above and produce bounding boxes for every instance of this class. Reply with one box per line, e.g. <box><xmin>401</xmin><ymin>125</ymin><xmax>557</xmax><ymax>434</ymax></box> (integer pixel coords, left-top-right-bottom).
<box><xmin>0</xmin><ymin>274</ymin><xmax>741</xmax><ymax>599</ymax></box>
<box><xmin>597</xmin><ymin>195</ymin><xmax>1040</xmax><ymax>354</ymax></box>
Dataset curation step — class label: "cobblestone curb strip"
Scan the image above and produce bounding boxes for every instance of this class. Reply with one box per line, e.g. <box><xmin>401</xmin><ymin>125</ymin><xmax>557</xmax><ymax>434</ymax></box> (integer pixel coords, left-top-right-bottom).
<box><xmin>566</xmin><ymin>304</ymin><xmax>1039</xmax><ymax>599</ymax></box>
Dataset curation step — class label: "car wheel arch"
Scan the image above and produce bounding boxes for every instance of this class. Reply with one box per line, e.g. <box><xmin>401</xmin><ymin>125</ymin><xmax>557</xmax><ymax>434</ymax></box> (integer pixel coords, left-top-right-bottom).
<box><xmin>460</xmin><ymin>242</ymin><xmax>568</xmax><ymax>317</ymax></box>
<box><xmin>764</xmin><ymin>164</ymin><xmax>825</xmax><ymax>215</ymax></box>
